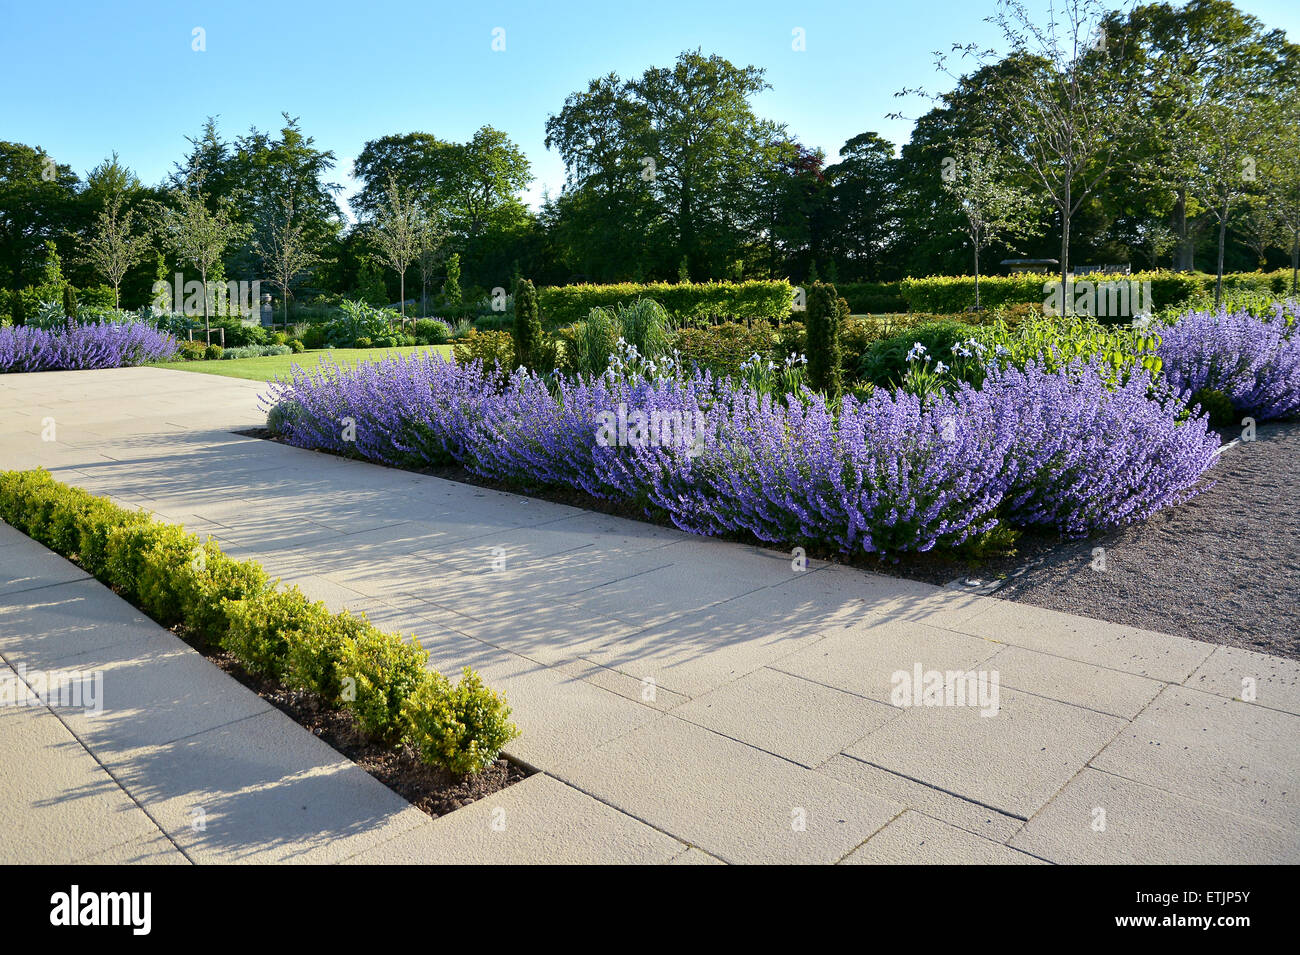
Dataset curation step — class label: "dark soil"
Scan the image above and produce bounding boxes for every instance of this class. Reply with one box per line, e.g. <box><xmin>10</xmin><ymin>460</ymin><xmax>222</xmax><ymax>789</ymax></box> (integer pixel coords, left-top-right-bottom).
<box><xmin>235</xmin><ymin>421</ymin><xmax>1299</xmax><ymax>660</ymax></box>
<box><xmin>207</xmin><ymin>649</ymin><xmax>529</xmax><ymax>816</ymax></box>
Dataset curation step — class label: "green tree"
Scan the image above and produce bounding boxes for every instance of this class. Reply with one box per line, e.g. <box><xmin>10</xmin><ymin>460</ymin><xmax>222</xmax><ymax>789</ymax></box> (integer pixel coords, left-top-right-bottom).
<box><xmin>255</xmin><ymin>197</ymin><xmax>321</xmax><ymax>328</ymax></box>
<box><xmin>79</xmin><ymin>192</ymin><xmax>152</xmax><ymax>307</ymax></box>
<box><xmin>825</xmin><ymin>133</ymin><xmax>896</xmax><ymax>280</ymax></box>
<box><xmin>941</xmin><ymin>137</ymin><xmax>1041</xmax><ymax>308</ymax></box>
<box><xmin>444</xmin><ymin>252</ymin><xmax>462</xmax><ymax>305</ymax></box>
<box><xmin>1190</xmin><ymin>95</ymin><xmax>1269</xmax><ymax>305</ymax></box>
<box><xmin>0</xmin><ymin>142</ymin><xmax>78</xmax><ymax>291</ymax></box>
<box><xmin>972</xmin><ymin>0</ymin><xmax>1137</xmax><ymax>305</ymax></box>
<box><xmin>157</xmin><ymin>186</ymin><xmax>249</xmax><ymax>342</ymax></box>
<box><xmin>369</xmin><ymin>174</ymin><xmax>420</xmax><ymax>322</ymax></box>
<box><xmin>512</xmin><ymin>278</ymin><xmax>542</xmax><ymax>370</ymax></box>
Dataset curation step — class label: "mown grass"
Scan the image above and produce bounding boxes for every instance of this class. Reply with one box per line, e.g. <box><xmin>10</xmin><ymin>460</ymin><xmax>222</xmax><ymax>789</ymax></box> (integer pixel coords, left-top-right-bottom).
<box><xmin>153</xmin><ymin>344</ymin><xmax>454</xmax><ymax>382</ymax></box>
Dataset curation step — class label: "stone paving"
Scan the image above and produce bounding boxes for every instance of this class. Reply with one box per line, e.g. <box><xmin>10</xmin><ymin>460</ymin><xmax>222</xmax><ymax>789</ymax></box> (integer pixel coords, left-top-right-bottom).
<box><xmin>2</xmin><ymin>366</ymin><xmax>1297</xmax><ymax>864</ymax></box>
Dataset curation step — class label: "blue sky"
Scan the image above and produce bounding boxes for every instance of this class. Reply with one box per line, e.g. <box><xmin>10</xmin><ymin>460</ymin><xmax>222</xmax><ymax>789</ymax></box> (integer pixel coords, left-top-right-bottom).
<box><xmin>3</xmin><ymin>0</ymin><xmax>1297</xmax><ymax>218</ymax></box>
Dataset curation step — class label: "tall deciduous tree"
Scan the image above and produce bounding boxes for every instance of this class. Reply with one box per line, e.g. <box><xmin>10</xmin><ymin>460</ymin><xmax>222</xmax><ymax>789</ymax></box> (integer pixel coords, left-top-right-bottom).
<box><xmin>80</xmin><ymin>193</ymin><xmax>151</xmax><ymax>307</ymax></box>
<box><xmin>255</xmin><ymin>197</ymin><xmax>321</xmax><ymax>328</ymax></box>
<box><xmin>370</xmin><ymin>174</ymin><xmax>420</xmax><ymax>322</ymax></box>
<box><xmin>1189</xmin><ymin>95</ymin><xmax>1268</xmax><ymax>305</ymax></box>
<box><xmin>157</xmin><ymin>185</ymin><xmax>249</xmax><ymax>342</ymax></box>
<box><xmin>941</xmin><ymin>138</ymin><xmax>1040</xmax><ymax>309</ymax></box>
<box><xmin>974</xmin><ymin>0</ymin><xmax>1136</xmax><ymax>305</ymax></box>
<box><xmin>547</xmin><ymin>50</ymin><xmax>785</xmax><ymax>280</ymax></box>
<box><xmin>414</xmin><ymin>209</ymin><xmax>446</xmax><ymax>318</ymax></box>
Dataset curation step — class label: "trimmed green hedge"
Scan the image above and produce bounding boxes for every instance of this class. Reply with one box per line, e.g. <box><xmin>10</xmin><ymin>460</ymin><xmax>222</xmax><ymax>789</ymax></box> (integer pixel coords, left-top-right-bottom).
<box><xmin>837</xmin><ymin>281</ymin><xmax>906</xmax><ymax>314</ymax></box>
<box><xmin>537</xmin><ymin>280</ymin><xmax>794</xmax><ymax>328</ymax></box>
<box><xmin>0</xmin><ymin>469</ymin><xmax>518</xmax><ymax>774</ymax></box>
<box><xmin>899</xmin><ymin>270</ymin><xmax>1291</xmax><ymax>314</ymax></box>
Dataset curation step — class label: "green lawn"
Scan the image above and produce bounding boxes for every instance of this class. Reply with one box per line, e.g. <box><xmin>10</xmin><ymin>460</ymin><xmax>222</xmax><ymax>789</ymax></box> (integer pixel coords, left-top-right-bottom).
<box><xmin>155</xmin><ymin>345</ymin><xmax>454</xmax><ymax>382</ymax></box>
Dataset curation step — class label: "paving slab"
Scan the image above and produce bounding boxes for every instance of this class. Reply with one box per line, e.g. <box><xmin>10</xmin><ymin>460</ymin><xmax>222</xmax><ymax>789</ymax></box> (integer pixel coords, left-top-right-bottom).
<box><xmin>552</xmin><ymin>715</ymin><xmax>903</xmax><ymax>864</ymax></box>
<box><xmin>844</xmin><ymin>685</ymin><xmax>1127</xmax><ymax>819</ymax></box>
<box><xmin>0</xmin><ymin>541</ymin><xmax>90</xmax><ymax>597</ymax></box>
<box><xmin>1010</xmin><ymin>768</ymin><xmax>1299</xmax><ymax>864</ymax></box>
<box><xmin>0</xmin><ymin>707</ymin><xmax>162</xmax><ymax>864</ymax></box>
<box><xmin>950</xmin><ymin>599</ymin><xmax>1214</xmax><ymax>683</ymax></box>
<box><xmin>108</xmin><ymin>708</ymin><xmax>428</xmax><ymax>864</ymax></box>
<box><xmin>666</xmin><ymin>847</ymin><xmax>727</xmax><ymax>864</ymax></box>
<box><xmin>842</xmin><ymin>810</ymin><xmax>1046</xmax><ymax>865</ymax></box>
<box><xmin>44</xmin><ymin>638</ymin><xmax>272</xmax><ymax>756</ymax></box>
<box><xmin>1091</xmin><ymin>684</ymin><xmax>1300</xmax><ymax>830</ymax></box>
<box><xmin>673</xmin><ymin>666</ymin><xmax>899</xmax><ymax>768</ymax></box>
<box><xmin>984</xmin><ymin>644</ymin><xmax>1164</xmax><ymax>719</ymax></box>
<box><xmin>83</xmin><ymin>832</ymin><xmax>191</xmax><ymax>865</ymax></box>
<box><xmin>343</xmin><ymin>773</ymin><xmax>684</xmax><ymax>865</ymax></box>
<box><xmin>0</xmin><ymin>577</ymin><xmax>160</xmax><ymax>670</ymax></box>
<box><xmin>1184</xmin><ymin>645</ymin><xmax>1300</xmax><ymax>716</ymax></box>
<box><xmin>818</xmin><ymin>754</ymin><xmax>1026</xmax><ymax>843</ymax></box>
<box><xmin>770</xmin><ymin>616</ymin><xmax>1000</xmax><ymax>705</ymax></box>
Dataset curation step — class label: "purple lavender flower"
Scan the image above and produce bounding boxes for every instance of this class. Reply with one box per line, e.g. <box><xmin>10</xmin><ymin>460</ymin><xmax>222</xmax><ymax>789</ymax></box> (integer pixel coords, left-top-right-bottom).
<box><xmin>0</xmin><ymin>322</ymin><xmax>179</xmax><ymax>372</ymax></box>
<box><xmin>263</xmin><ymin>352</ymin><xmax>1220</xmax><ymax>553</ymax></box>
<box><xmin>1157</xmin><ymin>305</ymin><xmax>1300</xmax><ymax>421</ymax></box>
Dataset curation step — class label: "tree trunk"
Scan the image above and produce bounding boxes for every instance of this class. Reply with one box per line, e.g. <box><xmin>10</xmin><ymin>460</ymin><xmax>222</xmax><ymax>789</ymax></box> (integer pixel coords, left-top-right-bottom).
<box><xmin>399</xmin><ymin>270</ymin><xmax>406</xmax><ymax>325</ymax></box>
<box><xmin>1215</xmin><ymin>207</ymin><xmax>1227</xmax><ymax>309</ymax></box>
<box><xmin>1291</xmin><ymin>231</ymin><xmax>1299</xmax><ymax>296</ymax></box>
<box><xmin>1173</xmin><ymin>188</ymin><xmax>1194</xmax><ymax>272</ymax></box>
<box><xmin>1060</xmin><ymin>201</ymin><xmax>1071</xmax><ymax>317</ymax></box>
<box><xmin>973</xmin><ymin>241</ymin><xmax>981</xmax><ymax>310</ymax></box>
<box><xmin>201</xmin><ymin>267</ymin><xmax>211</xmax><ymax>344</ymax></box>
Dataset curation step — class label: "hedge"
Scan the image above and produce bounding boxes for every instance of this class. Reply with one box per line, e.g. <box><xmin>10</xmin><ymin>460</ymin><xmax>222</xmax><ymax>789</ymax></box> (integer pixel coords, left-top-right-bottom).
<box><xmin>0</xmin><ymin>469</ymin><xmax>518</xmax><ymax>774</ymax></box>
<box><xmin>837</xmin><ymin>281</ymin><xmax>906</xmax><ymax>314</ymax></box>
<box><xmin>899</xmin><ymin>271</ymin><xmax>1292</xmax><ymax>314</ymax></box>
<box><xmin>537</xmin><ymin>280</ymin><xmax>794</xmax><ymax>327</ymax></box>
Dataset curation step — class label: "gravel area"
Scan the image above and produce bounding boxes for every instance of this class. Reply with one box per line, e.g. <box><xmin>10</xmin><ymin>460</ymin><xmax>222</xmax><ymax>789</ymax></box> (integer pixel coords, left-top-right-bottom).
<box><xmin>992</xmin><ymin>420</ymin><xmax>1300</xmax><ymax>660</ymax></box>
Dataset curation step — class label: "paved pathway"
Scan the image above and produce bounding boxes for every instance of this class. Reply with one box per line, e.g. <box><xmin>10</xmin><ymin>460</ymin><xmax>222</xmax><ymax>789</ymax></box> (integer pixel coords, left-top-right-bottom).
<box><xmin>2</xmin><ymin>366</ymin><xmax>1297</xmax><ymax>864</ymax></box>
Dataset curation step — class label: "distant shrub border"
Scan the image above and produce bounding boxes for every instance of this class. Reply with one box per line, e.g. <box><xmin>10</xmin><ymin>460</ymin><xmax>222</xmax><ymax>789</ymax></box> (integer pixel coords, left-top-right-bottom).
<box><xmin>899</xmin><ymin>270</ymin><xmax>1290</xmax><ymax>314</ymax></box>
<box><xmin>0</xmin><ymin>322</ymin><xmax>179</xmax><ymax>372</ymax></box>
<box><xmin>0</xmin><ymin>470</ymin><xmax>519</xmax><ymax>775</ymax></box>
<box><xmin>538</xmin><ymin>280</ymin><xmax>794</xmax><ymax>327</ymax></box>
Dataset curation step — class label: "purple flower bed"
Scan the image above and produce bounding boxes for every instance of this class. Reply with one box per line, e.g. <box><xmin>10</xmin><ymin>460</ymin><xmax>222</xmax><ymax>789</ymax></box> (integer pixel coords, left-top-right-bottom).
<box><xmin>264</xmin><ymin>354</ymin><xmax>1219</xmax><ymax>554</ymax></box>
<box><xmin>0</xmin><ymin>322</ymin><xmax>180</xmax><ymax>372</ymax></box>
<box><xmin>1157</xmin><ymin>304</ymin><xmax>1300</xmax><ymax>422</ymax></box>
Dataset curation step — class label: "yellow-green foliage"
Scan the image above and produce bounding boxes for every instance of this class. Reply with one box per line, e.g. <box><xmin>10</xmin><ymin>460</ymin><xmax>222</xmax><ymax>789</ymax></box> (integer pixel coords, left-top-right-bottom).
<box><xmin>451</xmin><ymin>328</ymin><xmax>514</xmax><ymax>368</ymax></box>
<box><xmin>403</xmin><ymin>668</ymin><xmax>520</xmax><ymax>775</ymax></box>
<box><xmin>900</xmin><ymin>270</ymin><xmax>1285</xmax><ymax>314</ymax></box>
<box><xmin>0</xmin><ymin>468</ymin><xmax>520</xmax><ymax>774</ymax></box>
<box><xmin>337</xmin><ymin>626</ymin><xmax>430</xmax><ymax>742</ymax></box>
<box><xmin>222</xmin><ymin>586</ymin><xmax>330</xmax><ymax>680</ymax></box>
<box><xmin>973</xmin><ymin>314</ymin><xmax>1164</xmax><ymax>385</ymax></box>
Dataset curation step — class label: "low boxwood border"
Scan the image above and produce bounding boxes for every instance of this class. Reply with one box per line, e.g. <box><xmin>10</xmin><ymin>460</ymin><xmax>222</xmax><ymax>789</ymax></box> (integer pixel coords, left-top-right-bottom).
<box><xmin>0</xmin><ymin>468</ymin><xmax>519</xmax><ymax>776</ymax></box>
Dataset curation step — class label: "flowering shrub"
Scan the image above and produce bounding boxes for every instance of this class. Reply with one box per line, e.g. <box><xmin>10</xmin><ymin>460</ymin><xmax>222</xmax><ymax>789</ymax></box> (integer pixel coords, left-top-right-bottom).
<box><xmin>0</xmin><ymin>322</ymin><xmax>179</xmax><ymax>372</ymax></box>
<box><xmin>264</xmin><ymin>353</ymin><xmax>1218</xmax><ymax>552</ymax></box>
<box><xmin>1156</xmin><ymin>305</ymin><xmax>1300</xmax><ymax>422</ymax></box>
